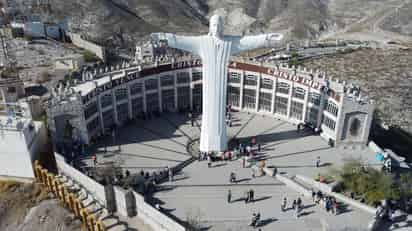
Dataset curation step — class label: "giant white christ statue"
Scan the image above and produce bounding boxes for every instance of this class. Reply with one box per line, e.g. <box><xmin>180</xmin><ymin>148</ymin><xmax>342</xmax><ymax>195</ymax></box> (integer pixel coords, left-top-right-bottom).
<box><xmin>151</xmin><ymin>15</ymin><xmax>283</xmax><ymax>152</ymax></box>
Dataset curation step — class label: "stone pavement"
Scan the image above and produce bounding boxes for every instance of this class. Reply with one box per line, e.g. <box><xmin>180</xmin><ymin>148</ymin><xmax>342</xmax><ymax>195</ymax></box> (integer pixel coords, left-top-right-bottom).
<box><xmin>84</xmin><ymin>111</ymin><xmax>381</xmax><ymax>230</ymax></box>
<box><xmin>90</xmin><ymin>114</ymin><xmax>195</xmax><ymax>174</ymax></box>
<box><xmin>153</xmin><ymin>112</ymin><xmax>377</xmax><ymax>231</ymax></box>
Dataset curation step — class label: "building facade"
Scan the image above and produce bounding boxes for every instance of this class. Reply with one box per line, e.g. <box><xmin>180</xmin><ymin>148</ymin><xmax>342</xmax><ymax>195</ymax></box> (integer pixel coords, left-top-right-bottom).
<box><xmin>0</xmin><ymin>103</ymin><xmax>47</xmax><ymax>179</ymax></box>
<box><xmin>47</xmin><ymin>58</ymin><xmax>374</xmax><ymax>147</ymax></box>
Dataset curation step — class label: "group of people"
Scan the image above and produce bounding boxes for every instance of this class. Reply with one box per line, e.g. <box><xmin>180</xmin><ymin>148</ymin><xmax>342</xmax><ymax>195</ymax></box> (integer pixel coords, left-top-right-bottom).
<box><xmin>198</xmin><ymin>138</ymin><xmax>264</xmax><ymax>169</ymax></box>
<box><xmin>245</xmin><ymin>189</ymin><xmax>255</xmax><ymax>203</ymax></box>
<box><xmin>236</xmin><ymin>138</ymin><xmax>261</xmax><ymax>157</ymax></box>
<box><xmin>313</xmin><ymin>189</ymin><xmax>340</xmax><ymax>215</ymax></box>
<box><xmin>281</xmin><ymin>197</ymin><xmax>304</xmax><ymax>218</ymax></box>
<box><xmin>249</xmin><ymin>212</ymin><xmax>261</xmax><ymax>227</ymax></box>
<box><xmin>226</xmin><ymin>189</ymin><xmax>255</xmax><ymax>204</ymax></box>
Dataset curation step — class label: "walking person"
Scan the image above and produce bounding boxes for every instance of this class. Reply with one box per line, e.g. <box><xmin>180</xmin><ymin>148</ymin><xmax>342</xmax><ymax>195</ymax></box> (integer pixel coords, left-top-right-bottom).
<box><xmin>316</xmin><ymin>190</ymin><xmax>322</xmax><ymax>204</ymax></box>
<box><xmin>316</xmin><ymin>156</ymin><xmax>321</xmax><ymax>168</ymax></box>
<box><xmin>251</xmin><ymin>137</ymin><xmax>256</xmax><ymax>146</ymax></box>
<box><xmin>227</xmin><ymin>189</ymin><xmax>232</xmax><ymax>203</ymax></box>
<box><xmin>245</xmin><ymin>190</ymin><xmax>249</xmax><ymax>204</ymax></box>
<box><xmin>250</xmin><ymin>189</ymin><xmax>254</xmax><ymax>202</ymax></box>
<box><xmin>311</xmin><ymin>189</ymin><xmax>316</xmax><ymax>202</ymax></box>
<box><xmin>297</xmin><ymin>197</ymin><xmax>302</xmax><ymax>209</ymax></box>
<box><xmin>297</xmin><ymin>197</ymin><xmax>303</xmax><ymax>217</ymax></box>
<box><xmin>168</xmin><ymin>168</ymin><xmax>173</xmax><ymax>182</ymax></box>
<box><xmin>292</xmin><ymin>199</ymin><xmax>297</xmax><ymax>210</ymax></box>
<box><xmin>281</xmin><ymin>197</ymin><xmax>287</xmax><ymax>212</ymax></box>
<box><xmin>92</xmin><ymin>154</ymin><xmax>97</xmax><ymax>166</ymax></box>
<box><xmin>189</xmin><ymin>112</ymin><xmax>194</xmax><ymax>127</ymax></box>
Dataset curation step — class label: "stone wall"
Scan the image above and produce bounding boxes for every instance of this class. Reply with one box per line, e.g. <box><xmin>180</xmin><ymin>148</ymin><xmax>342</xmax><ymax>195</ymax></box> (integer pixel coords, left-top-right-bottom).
<box><xmin>55</xmin><ymin>153</ymin><xmax>106</xmax><ymax>205</ymax></box>
<box><xmin>295</xmin><ymin>174</ymin><xmax>377</xmax><ymax>215</ymax></box>
<box><xmin>68</xmin><ymin>32</ymin><xmax>106</xmax><ymax>61</ymax></box>
<box><xmin>55</xmin><ymin>153</ymin><xmax>186</xmax><ymax>231</ymax></box>
<box><xmin>132</xmin><ymin>191</ymin><xmax>186</xmax><ymax>231</ymax></box>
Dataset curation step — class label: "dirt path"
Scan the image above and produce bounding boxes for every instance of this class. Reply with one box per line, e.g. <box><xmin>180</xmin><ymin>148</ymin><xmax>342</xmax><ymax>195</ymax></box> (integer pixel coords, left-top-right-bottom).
<box><xmin>320</xmin><ymin>0</ymin><xmax>412</xmax><ymax>45</ymax></box>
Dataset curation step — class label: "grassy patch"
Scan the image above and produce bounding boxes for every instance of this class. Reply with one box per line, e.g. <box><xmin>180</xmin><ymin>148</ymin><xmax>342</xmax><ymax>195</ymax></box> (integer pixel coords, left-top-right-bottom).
<box><xmin>82</xmin><ymin>50</ymin><xmax>99</xmax><ymax>63</ymax></box>
<box><xmin>327</xmin><ymin>159</ymin><xmax>412</xmax><ymax>205</ymax></box>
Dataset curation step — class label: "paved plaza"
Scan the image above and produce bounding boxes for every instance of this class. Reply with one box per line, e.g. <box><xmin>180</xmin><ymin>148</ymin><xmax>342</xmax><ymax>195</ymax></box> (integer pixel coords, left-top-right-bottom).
<box><xmin>91</xmin><ymin>112</ymin><xmax>381</xmax><ymax>230</ymax></box>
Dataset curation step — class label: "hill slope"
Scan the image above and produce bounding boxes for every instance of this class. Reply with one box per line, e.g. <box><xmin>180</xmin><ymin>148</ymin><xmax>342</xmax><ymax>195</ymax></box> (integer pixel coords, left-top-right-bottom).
<box><xmin>36</xmin><ymin>0</ymin><xmax>412</xmax><ymax>47</ymax></box>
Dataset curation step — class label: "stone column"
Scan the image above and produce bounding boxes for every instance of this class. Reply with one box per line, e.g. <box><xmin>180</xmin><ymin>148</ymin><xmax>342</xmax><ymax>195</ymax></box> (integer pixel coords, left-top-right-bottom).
<box><xmin>317</xmin><ymin>92</ymin><xmax>327</xmax><ymax>129</ymax></box>
<box><xmin>127</xmin><ymin>82</ymin><xmax>133</xmax><ymax>119</ymax></box>
<box><xmin>333</xmin><ymin>98</ymin><xmax>345</xmax><ymax>144</ymax></box>
<box><xmin>112</xmin><ymin>88</ymin><xmax>119</xmax><ymax>125</ymax></box>
<box><xmin>239</xmin><ymin>71</ymin><xmax>245</xmax><ymax>109</ymax></box>
<box><xmin>158</xmin><ymin>76</ymin><xmax>163</xmax><ymax>112</ymax></box>
<box><xmin>97</xmin><ymin>96</ymin><xmax>105</xmax><ymax>133</ymax></box>
<box><xmin>142</xmin><ymin>80</ymin><xmax>147</xmax><ymax>113</ymax></box>
<box><xmin>255</xmin><ymin>74</ymin><xmax>261</xmax><ymax>112</ymax></box>
<box><xmin>271</xmin><ymin>78</ymin><xmax>277</xmax><ymax>114</ymax></box>
<box><xmin>302</xmin><ymin>87</ymin><xmax>310</xmax><ymax>123</ymax></box>
<box><xmin>286</xmin><ymin>81</ymin><xmax>293</xmax><ymax>118</ymax></box>
<box><xmin>174</xmin><ymin>72</ymin><xmax>178</xmax><ymax>111</ymax></box>
<box><xmin>189</xmin><ymin>69</ymin><xmax>193</xmax><ymax>111</ymax></box>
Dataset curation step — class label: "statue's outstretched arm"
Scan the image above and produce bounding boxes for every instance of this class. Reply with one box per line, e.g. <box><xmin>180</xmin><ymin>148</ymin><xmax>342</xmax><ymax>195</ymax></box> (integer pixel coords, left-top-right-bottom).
<box><xmin>231</xmin><ymin>33</ymin><xmax>283</xmax><ymax>55</ymax></box>
<box><xmin>151</xmin><ymin>33</ymin><xmax>200</xmax><ymax>55</ymax></box>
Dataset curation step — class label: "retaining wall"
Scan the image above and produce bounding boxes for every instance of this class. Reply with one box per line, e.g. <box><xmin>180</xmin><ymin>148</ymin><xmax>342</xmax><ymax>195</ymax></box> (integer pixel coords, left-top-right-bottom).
<box><xmin>295</xmin><ymin>174</ymin><xmax>333</xmax><ymax>193</ymax></box>
<box><xmin>295</xmin><ymin>174</ymin><xmax>377</xmax><ymax>215</ymax></box>
<box><xmin>274</xmin><ymin>173</ymin><xmax>312</xmax><ymax>197</ymax></box>
<box><xmin>68</xmin><ymin>32</ymin><xmax>106</xmax><ymax>61</ymax></box>
<box><xmin>55</xmin><ymin>153</ymin><xmax>186</xmax><ymax>231</ymax></box>
<box><xmin>114</xmin><ymin>186</ymin><xmax>128</xmax><ymax>217</ymax></box>
<box><xmin>55</xmin><ymin>153</ymin><xmax>106</xmax><ymax>205</ymax></box>
<box><xmin>132</xmin><ymin>191</ymin><xmax>186</xmax><ymax>231</ymax></box>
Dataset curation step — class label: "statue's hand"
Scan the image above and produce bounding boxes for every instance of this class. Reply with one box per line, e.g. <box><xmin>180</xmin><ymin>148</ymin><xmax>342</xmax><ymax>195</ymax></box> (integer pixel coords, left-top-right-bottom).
<box><xmin>267</xmin><ymin>33</ymin><xmax>284</xmax><ymax>42</ymax></box>
<box><xmin>150</xmin><ymin>33</ymin><xmax>167</xmax><ymax>43</ymax></box>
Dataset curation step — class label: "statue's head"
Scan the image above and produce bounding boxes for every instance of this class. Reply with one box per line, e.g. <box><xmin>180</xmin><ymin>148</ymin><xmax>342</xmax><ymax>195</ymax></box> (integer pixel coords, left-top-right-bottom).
<box><xmin>209</xmin><ymin>14</ymin><xmax>223</xmax><ymax>37</ymax></box>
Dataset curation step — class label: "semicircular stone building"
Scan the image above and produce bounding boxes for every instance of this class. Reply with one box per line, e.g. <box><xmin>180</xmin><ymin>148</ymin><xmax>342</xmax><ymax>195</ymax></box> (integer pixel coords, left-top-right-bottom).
<box><xmin>46</xmin><ymin>57</ymin><xmax>374</xmax><ymax>150</ymax></box>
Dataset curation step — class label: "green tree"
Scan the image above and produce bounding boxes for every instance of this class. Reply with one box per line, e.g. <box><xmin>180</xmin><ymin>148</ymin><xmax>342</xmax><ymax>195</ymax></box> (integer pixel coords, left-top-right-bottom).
<box><xmin>82</xmin><ymin>50</ymin><xmax>99</xmax><ymax>63</ymax></box>
<box><xmin>288</xmin><ymin>51</ymin><xmax>302</xmax><ymax>67</ymax></box>
<box><xmin>332</xmin><ymin>159</ymin><xmax>402</xmax><ymax>205</ymax></box>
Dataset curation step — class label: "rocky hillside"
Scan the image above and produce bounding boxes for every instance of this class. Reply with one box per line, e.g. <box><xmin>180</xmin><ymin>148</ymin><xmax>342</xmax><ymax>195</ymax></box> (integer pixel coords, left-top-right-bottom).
<box><xmin>0</xmin><ymin>180</ymin><xmax>81</xmax><ymax>231</ymax></box>
<box><xmin>302</xmin><ymin>48</ymin><xmax>412</xmax><ymax>134</ymax></box>
<box><xmin>31</xmin><ymin>0</ymin><xmax>411</xmax><ymax>48</ymax></box>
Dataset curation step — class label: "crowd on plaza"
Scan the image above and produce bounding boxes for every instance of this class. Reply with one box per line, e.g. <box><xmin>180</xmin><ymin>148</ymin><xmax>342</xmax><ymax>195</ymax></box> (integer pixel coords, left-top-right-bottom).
<box><xmin>312</xmin><ymin>189</ymin><xmax>341</xmax><ymax>215</ymax></box>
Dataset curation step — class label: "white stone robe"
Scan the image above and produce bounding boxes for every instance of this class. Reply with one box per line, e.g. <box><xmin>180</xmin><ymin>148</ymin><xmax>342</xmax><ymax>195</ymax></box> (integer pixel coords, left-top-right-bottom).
<box><xmin>163</xmin><ymin>33</ymin><xmax>273</xmax><ymax>152</ymax></box>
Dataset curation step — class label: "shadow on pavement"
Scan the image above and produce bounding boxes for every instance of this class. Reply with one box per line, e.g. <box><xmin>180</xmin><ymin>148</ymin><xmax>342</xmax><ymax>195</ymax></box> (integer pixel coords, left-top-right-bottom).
<box><xmin>258</xmin><ymin>217</ymin><xmax>278</xmax><ymax>227</ymax></box>
<box><xmin>235</xmin><ymin>178</ymin><xmax>251</xmax><ymax>183</ymax></box>
<box><xmin>253</xmin><ymin>196</ymin><xmax>272</xmax><ymax>203</ymax></box>
<box><xmin>299</xmin><ymin>210</ymin><xmax>315</xmax><ymax>217</ymax></box>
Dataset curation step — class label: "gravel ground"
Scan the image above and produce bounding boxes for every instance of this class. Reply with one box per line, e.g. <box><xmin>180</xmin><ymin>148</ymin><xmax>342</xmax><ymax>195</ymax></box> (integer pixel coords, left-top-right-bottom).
<box><xmin>0</xmin><ymin>180</ymin><xmax>81</xmax><ymax>231</ymax></box>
